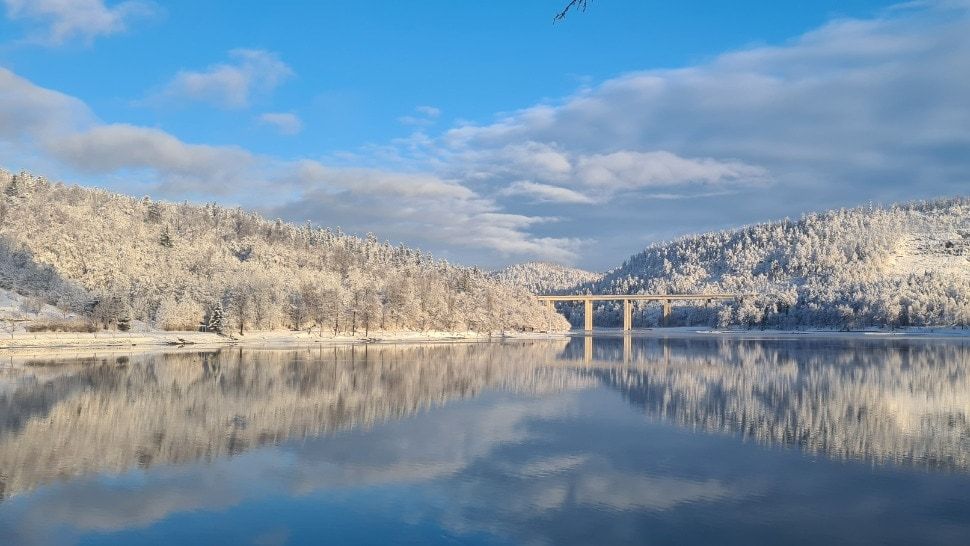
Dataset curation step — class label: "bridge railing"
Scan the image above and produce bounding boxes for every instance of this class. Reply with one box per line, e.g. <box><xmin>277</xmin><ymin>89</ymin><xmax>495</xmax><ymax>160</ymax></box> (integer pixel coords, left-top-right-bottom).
<box><xmin>536</xmin><ymin>293</ymin><xmax>753</xmax><ymax>331</ymax></box>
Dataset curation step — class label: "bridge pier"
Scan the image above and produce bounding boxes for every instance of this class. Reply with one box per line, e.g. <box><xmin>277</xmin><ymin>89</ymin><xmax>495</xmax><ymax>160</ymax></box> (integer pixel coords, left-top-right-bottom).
<box><xmin>536</xmin><ymin>293</ymin><xmax>750</xmax><ymax>332</ymax></box>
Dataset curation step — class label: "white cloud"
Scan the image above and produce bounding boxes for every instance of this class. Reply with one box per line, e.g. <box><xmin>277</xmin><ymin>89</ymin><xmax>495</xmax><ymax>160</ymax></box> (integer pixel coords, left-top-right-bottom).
<box><xmin>45</xmin><ymin>124</ymin><xmax>257</xmax><ymax>194</ymax></box>
<box><xmin>399</xmin><ymin>105</ymin><xmax>442</xmax><ymax>126</ymax></box>
<box><xmin>416</xmin><ymin>105</ymin><xmax>441</xmax><ymax>118</ymax></box>
<box><xmin>291</xmin><ymin>160</ymin><xmax>475</xmax><ymax>200</ymax></box>
<box><xmin>574</xmin><ymin>151</ymin><xmax>768</xmax><ymax>190</ymax></box>
<box><xmin>278</xmin><ymin>161</ymin><xmax>580</xmax><ymax>261</ymax></box>
<box><xmin>448</xmin><ymin>142</ymin><xmax>766</xmax><ymax>201</ymax></box>
<box><xmin>0</xmin><ymin>67</ymin><xmax>92</xmax><ymax>138</ymax></box>
<box><xmin>440</xmin><ymin>3</ymin><xmax>970</xmax><ymax>209</ymax></box>
<box><xmin>499</xmin><ymin>181</ymin><xmax>593</xmax><ymax>204</ymax></box>
<box><xmin>149</xmin><ymin>49</ymin><xmax>293</xmax><ymax>109</ymax></box>
<box><xmin>0</xmin><ymin>67</ymin><xmax>261</xmax><ymax>196</ymax></box>
<box><xmin>258</xmin><ymin>112</ymin><xmax>302</xmax><ymax>135</ymax></box>
<box><xmin>2</xmin><ymin>0</ymin><xmax>156</xmax><ymax>45</ymax></box>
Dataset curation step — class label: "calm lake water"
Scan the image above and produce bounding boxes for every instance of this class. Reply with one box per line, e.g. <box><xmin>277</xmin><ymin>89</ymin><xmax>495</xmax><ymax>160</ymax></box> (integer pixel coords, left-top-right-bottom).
<box><xmin>2</xmin><ymin>335</ymin><xmax>970</xmax><ymax>545</ymax></box>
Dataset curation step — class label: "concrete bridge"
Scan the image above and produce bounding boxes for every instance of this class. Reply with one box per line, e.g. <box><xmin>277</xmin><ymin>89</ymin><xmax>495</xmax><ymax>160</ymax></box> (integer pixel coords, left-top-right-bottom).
<box><xmin>537</xmin><ymin>293</ymin><xmax>749</xmax><ymax>331</ymax></box>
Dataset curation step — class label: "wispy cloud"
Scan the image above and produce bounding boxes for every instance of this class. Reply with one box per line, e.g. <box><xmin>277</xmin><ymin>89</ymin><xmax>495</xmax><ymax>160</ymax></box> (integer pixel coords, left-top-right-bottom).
<box><xmin>258</xmin><ymin>112</ymin><xmax>303</xmax><ymax>135</ymax></box>
<box><xmin>2</xmin><ymin>0</ymin><xmax>156</xmax><ymax>45</ymax></box>
<box><xmin>146</xmin><ymin>49</ymin><xmax>293</xmax><ymax>109</ymax></box>
<box><xmin>399</xmin><ymin>105</ymin><xmax>442</xmax><ymax>126</ymax></box>
<box><xmin>499</xmin><ymin>181</ymin><xmax>593</xmax><ymax>204</ymax></box>
<box><xmin>277</xmin><ymin>161</ymin><xmax>580</xmax><ymax>261</ymax></box>
<box><xmin>46</xmin><ymin>124</ymin><xmax>257</xmax><ymax>194</ymax></box>
<box><xmin>444</xmin><ymin>143</ymin><xmax>767</xmax><ymax>202</ymax></box>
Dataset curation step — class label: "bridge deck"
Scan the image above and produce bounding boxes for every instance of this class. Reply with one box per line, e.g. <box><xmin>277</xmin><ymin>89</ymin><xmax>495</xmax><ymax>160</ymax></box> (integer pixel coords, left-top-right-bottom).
<box><xmin>536</xmin><ymin>293</ymin><xmax>747</xmax><ymax>302</ymax></box>
<box><xmin>536</xmin><ymin>293</ymin><xmax>752</xmax><ymax>331</ymax></box>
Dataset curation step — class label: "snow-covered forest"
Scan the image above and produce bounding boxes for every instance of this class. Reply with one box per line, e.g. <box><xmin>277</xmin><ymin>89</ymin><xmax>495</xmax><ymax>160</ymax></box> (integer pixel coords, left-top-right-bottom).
<box><xmin>2</xmin><ymin>168</ymin><xmax>967</xmax><ymax>333</ymax></box>
<box><xmin>492</xmin><ymin>261</ymin><xmax>602</xmax><ymax>294</ymax></box>
<box><xmin>0</xmin><ymin>170</ymin><xmax>567</xmax><ymax>334</ymax></box>
<box><xmin>561</xmin><ymin>198</ymin><xmax>970</xmax><ymax>328</ymax></box>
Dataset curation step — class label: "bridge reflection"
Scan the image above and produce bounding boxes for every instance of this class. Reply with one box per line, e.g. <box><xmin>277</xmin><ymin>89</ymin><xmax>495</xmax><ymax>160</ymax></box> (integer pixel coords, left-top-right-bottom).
<box><xmin>571</xmin><ymin>334</ymin><xmax>666</xmax><ymax>365</ymax></box>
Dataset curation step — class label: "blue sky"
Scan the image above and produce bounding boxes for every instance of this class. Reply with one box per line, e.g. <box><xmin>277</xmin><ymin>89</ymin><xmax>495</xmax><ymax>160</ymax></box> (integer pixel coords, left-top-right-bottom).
<box><xmin>1</xmin><ymin>0</ymin><xmax>968</xmax><ymax>269</ymax></box>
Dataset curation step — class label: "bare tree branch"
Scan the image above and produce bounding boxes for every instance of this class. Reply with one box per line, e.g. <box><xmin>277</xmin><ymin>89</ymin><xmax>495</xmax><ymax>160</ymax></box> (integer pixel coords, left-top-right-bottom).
<box><xmin>554</xmin><ymin>0</ymin><xmax>590</xmax><ymax>22</ymax></box>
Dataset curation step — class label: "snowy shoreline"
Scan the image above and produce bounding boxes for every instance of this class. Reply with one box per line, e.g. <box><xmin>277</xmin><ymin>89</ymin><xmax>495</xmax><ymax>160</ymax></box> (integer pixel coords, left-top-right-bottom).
<box><xmin>3</xmin><ymin>325</ymin><xmax>968</xmax><ymax>355</ymax></box>
<box><xmin>0</xmin><ymin>329</ymin><xmax>570</xmax><ymax>353</ymax></box>
<box><xmin>566</xmin><ymin>326</ymin><xmax>970</xmax><ymax>340</ymax></box>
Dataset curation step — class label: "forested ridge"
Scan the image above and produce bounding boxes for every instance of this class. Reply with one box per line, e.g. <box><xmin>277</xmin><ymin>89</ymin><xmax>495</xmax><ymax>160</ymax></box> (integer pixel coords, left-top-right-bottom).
<box><xmin>0</xmin><ymin>169</ymin><xmax>568</xmax><ymax>334</ymax></box>
<box><xmin>492</xmin><ymin>261</ymin><xmax>602</xmax><ymax>294</ymax></box>
<box><xmin>567</xmin><ymin>198</ymin><xmax>970</xmax><ymax>328</ymax></box>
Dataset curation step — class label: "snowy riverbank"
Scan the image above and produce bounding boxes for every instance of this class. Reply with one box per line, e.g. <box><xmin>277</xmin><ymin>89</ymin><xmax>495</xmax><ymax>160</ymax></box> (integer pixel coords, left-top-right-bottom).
<box><xmin>0</xmin><ymin>328</ymin><xmax>569</xmax><ymax>352</ymax></box>
<box><xmin>3</xmin><ymin>325</ymin><xmax>968</xmax><ymax>354</ymax></box>
<box><xmin>572</xmin><ymin>326</ymin><xmax>970</xmax><ymax>340</ymax></box>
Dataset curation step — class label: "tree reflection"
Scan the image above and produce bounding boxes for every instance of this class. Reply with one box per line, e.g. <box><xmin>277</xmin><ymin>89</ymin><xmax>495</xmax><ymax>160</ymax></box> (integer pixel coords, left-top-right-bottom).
<box><xmin>1</xmin><ymin>336</ymin><xmax>969</xmax><ymax>501</ymax></box>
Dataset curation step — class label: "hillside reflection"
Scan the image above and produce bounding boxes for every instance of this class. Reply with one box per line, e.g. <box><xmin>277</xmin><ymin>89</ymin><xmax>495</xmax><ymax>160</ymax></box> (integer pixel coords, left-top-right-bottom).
<box><xmin>0</xmin><ymin>341</ymin><xmax>585</xmax><ymax>500</ymax></box>
<box><xmin>565</xmin><ymin>335</ymin><xmax>970</xmax><ymax>471</ymax></box>
<box><xmin>1</xmin><ymin>336</ymin><xmax>970</xmax><ymax>500</ymax></box>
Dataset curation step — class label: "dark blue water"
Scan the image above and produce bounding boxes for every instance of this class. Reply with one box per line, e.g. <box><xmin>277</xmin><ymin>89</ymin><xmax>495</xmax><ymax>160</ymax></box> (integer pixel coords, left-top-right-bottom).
<box><xmin>2</xmin><ymin>335</ymin><xmax>970</xmax><ymax>545</ymax></box>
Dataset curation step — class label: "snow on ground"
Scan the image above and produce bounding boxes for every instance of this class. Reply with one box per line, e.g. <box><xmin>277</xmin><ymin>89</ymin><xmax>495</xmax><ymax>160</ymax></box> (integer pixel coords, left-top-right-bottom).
<box><xmin>0</xmin><ymin>288</ymin><xmax>77</xmax><ymax>333</ymax></box>
<box><xmin>0</xmin><ymin>327</ymin><xmax>567</xmax><ymax>352</ymax></box>
<box><xmin>569</xmin><ymin>326</ymin><xmax>970</xmax><ymax>340</ymax></box>
<box><xmin>0</xmin><ymin>289</ymin><xmax>568</xmax><ymax>352</ymax></box>
<box><xmin>889</xmin><ymin>232</ymin><xmax>970</xmax><ymax>281</ymax></box>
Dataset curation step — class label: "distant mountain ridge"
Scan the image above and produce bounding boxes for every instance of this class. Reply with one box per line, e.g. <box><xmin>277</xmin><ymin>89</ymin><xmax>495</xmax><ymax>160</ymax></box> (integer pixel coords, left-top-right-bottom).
<box><xmin>575</xmin><ymin>198</ymin><xmax>970</xmax><ymax>328</ymax></box>
<box><xmin>493</xmin><ymin>261</ymin><xmax>603</xmax><ymax>294</ymax></box>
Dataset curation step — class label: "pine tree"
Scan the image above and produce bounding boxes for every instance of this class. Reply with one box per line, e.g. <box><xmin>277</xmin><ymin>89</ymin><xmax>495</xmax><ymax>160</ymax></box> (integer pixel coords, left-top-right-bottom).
<box><xmin>205</xmin><ymin>302</ymin><xmax>227</xmax><ymax>334</ymax></box>
<box><xmin>4</xmin><ymin>175</ymin><xmax>18</xmax><ymax>197</ymax></box>
<box><xmin>159</xmin><ymin>226</ymin><xmax>174</xmax><ymax>248</ymax></box>
<box><xmin>145</xmin><ymin>200</ymin><xmax>162</xmax><ymax>223</ymax></box>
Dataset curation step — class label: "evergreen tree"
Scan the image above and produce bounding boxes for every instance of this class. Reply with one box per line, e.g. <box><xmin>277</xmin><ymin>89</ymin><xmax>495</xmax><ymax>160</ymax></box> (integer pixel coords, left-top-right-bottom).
<box><xmin>145</xmin><ymin>200</ymin><xmax>162</xmax><ymax>223</ymax></box>
<box><xmin>4</xmin><ymin>175</ymin><xmax>18</xmax><ymax>197</ymax></box>
<box><xmin>205</xmin><ymin>302</ymin><xmax>227</xmax><ymax>334</ymax></box>
<box><xmin>159</xmin><ymin>226</ymin><xmax>174</xmax><ymax>248</ymax></box>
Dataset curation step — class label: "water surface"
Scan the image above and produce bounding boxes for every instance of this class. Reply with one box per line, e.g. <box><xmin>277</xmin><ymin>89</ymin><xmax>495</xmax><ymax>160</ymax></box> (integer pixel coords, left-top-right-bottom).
<box><xmin>2</xmin><ymin>335</ymin><xmax>970</xmax><ymax>545</ymax></box>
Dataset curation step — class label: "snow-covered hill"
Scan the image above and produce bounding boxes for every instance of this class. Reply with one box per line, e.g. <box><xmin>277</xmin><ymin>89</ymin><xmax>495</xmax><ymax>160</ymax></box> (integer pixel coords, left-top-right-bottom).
<box><xmin>576</xmin><ymin>198</ymin><xmax>970</xmax><ymax>328</ymax></box>
<box><xmin>493</xmin><ymin>261</ymin><xmax>602</xmax><ymax>294</ymax></box>
<box><xmin>0</xmin><ymin>169</ymin><xmax>567</xmax><ymax>334</ymax></box>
